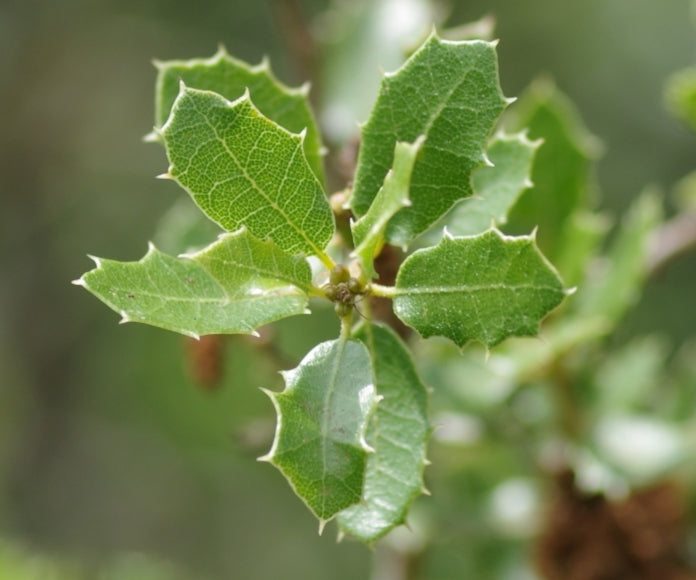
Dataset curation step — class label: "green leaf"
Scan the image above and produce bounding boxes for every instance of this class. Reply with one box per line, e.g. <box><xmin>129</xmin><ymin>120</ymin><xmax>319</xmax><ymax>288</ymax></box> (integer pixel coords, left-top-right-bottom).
<box><xmin>151</xmin><ymin>197</ymin><xmax>223</xmax><ymax>255</ymax></box>
<box><xmin>664</xmin><ymin>66</ymin><xmax>696</xmax><ymax>131</ymax></box>
<box><xmin>350</xmin><ymin>32</ymin><xmax>510</xmax><ymax>246</ymax></box>
<box><xmin>74</xmin><ymin>229</ymin><xmax>313</xmax><ymax>338</ymax></box>
<box><xmin>574</xmin><ymin>188</ymin><xmax>663</xmax><ymax>325</ymax></box>
<box><xmin>438</xmin><ymin>132</ymin><xmax>540</xmax><ymax>237</ymax></box>
<box><xmin>153</xmin><ymin>47</ymin><xmax>325</xmax><ymax>183</ymax></box>
<box><xmin>161</xmin><ymin>86</ymin><xmax>335</xmax><ymax>259</ymax></box>
<box><xmin>393</xmin><ymin>229</ymin><xmax>566</xmax><ymax>348</ymax></box>
<box><xmin>351</xmin><ymin>137</ymin><xmax>424</xmax><ymax>278</ymax></box>
<box><xmin>504</xmin><ymin>79</ymin><xmax>602</xmax><ymax>258</ymax></box>
<box><xmin>337</xmin><ymin>323</ymin><xmax>429</xmax><ymax>543</ymax></box>
<box><xmin>261</xmin><ymin>339</ymin><xmax>378</xmax><ymax>525</ymax></box>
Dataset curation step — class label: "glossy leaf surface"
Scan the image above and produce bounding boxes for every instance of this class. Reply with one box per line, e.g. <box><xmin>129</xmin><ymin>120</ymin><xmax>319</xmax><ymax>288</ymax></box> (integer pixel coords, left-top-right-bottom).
<box><xmin>161</xmin><ymin>86</ymin><xmax>334</xmax><ymax>257</ymax></box>
<box><xmin>74</xmin><ymin>229</ymin><xmax>312</xmax><ymax>338</ymax></box>
<box><xmin>393</xmin><ymin>230</ymin><xmax>566</xmax><ymax>347</ymax></box>
<box><xmin>262</xmin><ymin>339</ymin><xmax>378</xmax><ymax>523</ymax></box>
<box><xmin>338</xmin><ymin>323</ymin><xmax>429</xmax><ymax>543</ymax></box>
<box><xmin>350</xmin><ymin>33</ymin><xmax>509</xmax><ymax>246</ymax></box>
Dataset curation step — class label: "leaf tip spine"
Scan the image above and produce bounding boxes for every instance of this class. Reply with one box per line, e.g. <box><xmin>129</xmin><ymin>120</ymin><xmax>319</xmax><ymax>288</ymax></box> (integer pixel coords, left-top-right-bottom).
<box><xmin>215</xmin><ymin>43</ymin><xmax>229</xmax><ymax>58</ymax></box>
<box><xmin>143</xmin><ymin>130</ymin><xmax>161</xmax><ymax>143</ymax></box>
<box><xmin>71</xmin><ymin>276</ymin><xmax>86</xmax><ymax>287</ymax></box>
<box><xmin>505</xmin><ymin>95</ymin><xmax>517</xmax><ymax>106</ymax></box>
<box><xmin>87</xmin><ymin>255</ymin><xmax>102</xmax><ymax>268</ymax></box>
<box><xmin>118</xmin><ymin>312</ymin><xmax>131</xmax><ymax>325</ymax></box>
<box><xmin>156</xmin><ymin>171</ymin><xmax>173</xmax><ymax>180</ymax></box>
<box><xmin>318</xmin><ymin>519</ymin><xmax>329</xmax><ymax>536</ymax></box>
<box><xmin>564</xmin><ymin>286</ymin><xmax>578</xmax><ymax>297</ymax></box>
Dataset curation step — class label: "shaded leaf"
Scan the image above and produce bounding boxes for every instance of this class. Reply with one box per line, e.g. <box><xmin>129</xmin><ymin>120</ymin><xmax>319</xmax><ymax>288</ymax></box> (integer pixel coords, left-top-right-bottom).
<box><xmin>338</xmin><ymin>323</ymin><xmax>429</xmax><ymax>543</ymax></box>
<box><xmin>393</xmin><ymin>229</ymin><xmax>566</xmax><ymax>348</ymax></box>
<box><xmin>438</xmin><ymin>132</ymin><xmax>540</xmax><ymax>237</ymax></box>
<box><xmin>350</xmin><ymin>33</ymin><xmax>509</xmax><ymax>246</ymax></box>
<box><xmin>504</xmin><ymin>79</ymin><xmax>602</xmax><ymax>259</ymax></box>
<box><xmin>261</xmin><ymin>339</ymin><xmax>378</xmax><ymax>524</ymax></box>
<box><xmin>664</xmin><ymin>66</ymin><xmax>696</xmax><ymax>131</ymax></box>
<box><xmin>153</xmin><ymin>47</ymin><xmax>325</xmax><ymax>183</ymax></box>
<box><xmin>351</xmin><ymin>137</ymin><xmax>424</xmax><ymax>278</ymax></box>
<box><xmin>574</xmin><ymin>188</ymin><xmax>662</xmax><ymax>325</ymax></box>
<box><xmin>74</xmin><ymin>229</ymin><xmax>313</xmax><ymax>338</ymax></box>
<box><xmin>161</xmin><ymin>86</ymin><xmax>334</xmax><ymax>258</ymax></box>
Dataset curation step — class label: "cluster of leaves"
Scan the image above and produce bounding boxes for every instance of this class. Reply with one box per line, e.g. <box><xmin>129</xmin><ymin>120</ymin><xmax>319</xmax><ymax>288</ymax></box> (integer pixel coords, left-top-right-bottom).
<box><xmin>74</xmin><ymin>33</ymin><xmax>571</xmax><ymax>542</ymax></box>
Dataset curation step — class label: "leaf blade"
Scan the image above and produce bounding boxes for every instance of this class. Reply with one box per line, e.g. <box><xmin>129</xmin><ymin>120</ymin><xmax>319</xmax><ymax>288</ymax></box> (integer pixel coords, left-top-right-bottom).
<box><xmin>161</xmin><ymin>86</ymin><xmax>334</xmax><ymax>258</ymax></box>
<box><xmin>351</xmin><ymin>137</ymin><xmax>424</xmax><ymax>278</ymax></box>
<box><xmin>154</xmin><ymin>48</ymin><xmax>325</xmax><ymax>183</ymax></box>
<box><xmin>337</xmin><ymin>323</ymin><xmax>429</xmax><ymax>543</ymax></box>
<box><xmin>262</xmin><ymin>339</ymin><xmax>378</xmax><ymax>523</ymax></box>
<box><xmin>350</xmin><ymin>33</ymin><xmax>509</xmax><ymax>246</ymax></box>
<box><xmin>393</xmin><ymin>229</ymin><xmax>566</xmax><ymax>348</ymax></box>
<box><xmin>75</xmin><ymin>229</ymin><xmax>313</xmax><ymax>337</ymax></box>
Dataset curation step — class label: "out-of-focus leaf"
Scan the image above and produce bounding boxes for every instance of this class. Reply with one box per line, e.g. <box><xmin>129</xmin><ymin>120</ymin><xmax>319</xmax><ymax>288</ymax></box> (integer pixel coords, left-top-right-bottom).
<box><xmin>575</xmin><ymin>188</ymin><xmax>663</xmax><ymax>325</ymax></box>
<box><xmin>393</xmin><ymin>229</ymin><xmax>566</xmax><ymax>348</ymax></box>
<box><xmin>350</xmin><ymin>33</ymin><xmax>510</xmax><ymax>246</ymax></box>
<box><xmin>317</xmin><ymin>0</ymin><xmax>436</xmax><ymax>142</ymax></box>
<box><xmin>153</xmin><ymin>47</ymin><xmax>325</xmax><ymax>183</ymax></box>
<box><xmin>437</xmin><ymin>132</ymin><xmax>540</xmax><ymax>237</ymax></box>
<box><xmin>74</xmin><ymin>229</ymin><xmax>313</xmax><ymax>338</ymax></box>
<box><xmin>337</xmin><ymin>323</ymin><xmax>429</xmax><ymax>543</ymax></box>
<box><xmin>161</xmin><ymin>86</ymin><xmax>334</xmax><ymax>258</ymax></box>
<box><xmin>504</xmin><ymin>79</ymin><xmax>602</xmax><ymax>259</ymax></box>
<box><xmin>664</xmin><ymin>66</ymin><xmax>696</xmax><ymax>131</ymax></box>
<box><xmin>351</xmin><ymin>137</ymin><xmax>423</xmax><ymax>278</ymax></box>
<box><xmin>261</xmin><ymin>339</ymin><xmax>378</xmax><ymax>524</ymax></box>
<box><xmin>151</xmin><ymin>197</ymin><xmax>222</xmax><ymax>255</ymax></box>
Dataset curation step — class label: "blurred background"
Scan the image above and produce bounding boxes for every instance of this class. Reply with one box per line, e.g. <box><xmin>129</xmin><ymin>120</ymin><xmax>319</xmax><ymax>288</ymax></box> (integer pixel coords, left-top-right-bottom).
<box><xmin>1</xmin><ymin>0</ymin><xmax>695</xmax><ymax>578</ymax></box>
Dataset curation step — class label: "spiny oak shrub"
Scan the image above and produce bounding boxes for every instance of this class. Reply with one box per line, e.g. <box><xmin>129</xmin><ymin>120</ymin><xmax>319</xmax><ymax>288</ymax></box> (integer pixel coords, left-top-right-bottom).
<box><xmin>74</xmin><ymin>32</ymin><xmax>569</xmax><ymax>542</ymax></box>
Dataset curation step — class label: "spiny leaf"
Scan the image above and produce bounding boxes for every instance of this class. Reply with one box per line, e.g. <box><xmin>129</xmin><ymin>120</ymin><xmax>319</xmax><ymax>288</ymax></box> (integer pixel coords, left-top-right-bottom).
<box><xmin>153</xmin><ymin>47</ymin><xmax>325</xmax><ymax>183</ymax></box>
<box><xmin>161</xmin><ymin>86</ymin><xmax>334</xmax><ymax>259</ymax></box>
<box><xmin>73</xmin><ymin>229</ymin><xmax>313</xmax><ymax>338</ymax></box>
<box><xmin>338</xmin><ymin>323</ymin><xmax>429</xmax><ymax>543</ymax></box>
<box><xmin>351</xmin><ymin>137</ymin><xmax>424</xmax><ymax>278</ymax></box>
<box><xmin>393</xmin><ymin>229</ymin><xmax>566</xmax><ymax>348</ymax></box>
<box><xmin>504</xmin><ymin>79</ymin><xmax>602</xmax><ymax>259</ymax></box>
<box><xmin>350</xmin><ymin>32</ymin><xmax>510</xmax><ymax>246</ymax></box>
<box><xmin>261</xmin><ymin>339</ymin><xmax>378</xmax><ymax>525</ymax></box>
<box><xmin>437</xmin><ymin>132</ymin><xmax>540</xmax><ymax>237</ymax></box>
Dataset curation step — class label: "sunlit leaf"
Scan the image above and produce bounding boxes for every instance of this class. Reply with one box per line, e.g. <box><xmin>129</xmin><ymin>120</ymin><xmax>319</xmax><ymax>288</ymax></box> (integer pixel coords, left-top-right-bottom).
<box><xmin>161</xmin><ymin>86</ymin><xmax>334</xmax><ymax>258</ymax></box>
<box><xmin>74</xmin><ymin>229</ymin><xmax>313</xmax><ymax>338</ymax></box>
<box><xmin>153</xmin><ymin>47</ymin><xmax>325</xmax><ymax>183</ymax></box>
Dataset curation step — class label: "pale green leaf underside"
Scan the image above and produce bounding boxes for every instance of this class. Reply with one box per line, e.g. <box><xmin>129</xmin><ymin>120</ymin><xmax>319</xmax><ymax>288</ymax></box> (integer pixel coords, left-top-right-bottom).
<box><xmin>438</xmin><ymin>132</ymin><xmax>539</xmax><ymax>237</ymax></box>
<box><xmin>262</xmin><ymin>339</ymin><xmax>378</xmax><ymax>522</ymax></box>
<box><xmin>350</xmin><ymin>33</ymin><xmax>509</xmax><ymax>246</ymax></box>
<box><xmin>75</xmin><ymin>229</ymin><xmax>312</xmax><ymax>338</ymax></box>
<box><xmin>161</xmin><ymin>86</ymin><xmax>334</xmax><ymax>257</ymax></box>
<box><xmin>338</xmin><ymin>323</ymin><xmax>429</xmax><ymax>543</ymax></box>
<box><xmin>351</xmin><ymin>137</ymin><xmax>424</xmax><ymax>278</ymax></box>
<box><xmin>154</xmin><ymin>47</ymin><xmax>325</xmax><ymax>183</ymax></box>
<box><xmin>393</xmin><ymin>230</ymin><xmax>565</xmax><ymax>348</ymax></box>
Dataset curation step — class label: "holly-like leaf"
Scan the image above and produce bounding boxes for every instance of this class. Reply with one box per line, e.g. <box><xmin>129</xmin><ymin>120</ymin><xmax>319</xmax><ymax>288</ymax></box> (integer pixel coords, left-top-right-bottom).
<box><xmin>351</xmin><ymin>137</ymin><xmax>424</xmax><ymax>278</ymax></box>
<box><xmin>438</xmin><ymin>132</ymin><xmax>540</xmax><ymax>237</ymax></box>
<box><xmin>261</xmin><ymin>339</ymin><xmax>378</xmax><ymax>525</ymax></box>
<box><xmin>338</xmin><ymin>323</ymin><xmax>429</xmax><ymax>543</ymax></box>
<box><xmin>161</xmin><ymin>86</ymin><xmax>334</xmax><ymax>259</ymax></box>
<box><xmin>393</xmin><ymin>229</ymin><xmax>566</xmax><ymax>348</ymax></box>
<box><xmin>350</xmin><ymin>32</ymin><xmax>510</xmax><ymax>246</ymax></box>
<box><xmin>153</xmin><ymin>47</ymin><xmax>325</xmax><ymax>183</ymax></box>
<box><xmin>504</xmin><ymin>79</ymin><xmax>602</xmax><ymax>259</ymax></box>
<box><xmin>73</xmin><ymin>229</ymin><xmax>313</xmax><ymax>338</ymax></box>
